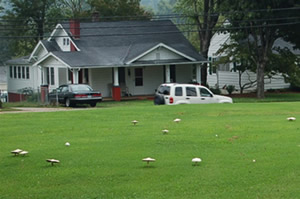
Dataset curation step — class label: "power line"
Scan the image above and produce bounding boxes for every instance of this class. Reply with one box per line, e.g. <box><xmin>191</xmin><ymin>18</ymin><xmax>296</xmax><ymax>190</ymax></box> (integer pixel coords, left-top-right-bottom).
<box><xmin>0</xmin><ymin>16</ymin><xmax>299</xmax><ymax>32</ymax></box>
<box><xmin>0</xmin><ymin>6</ymin><xmax>299</xmax><ymax>22</ymax></box>
<box><xmin>0</xmin><ymin>21</ymin><xmax>298</xmax><ymax>39</ymax></box>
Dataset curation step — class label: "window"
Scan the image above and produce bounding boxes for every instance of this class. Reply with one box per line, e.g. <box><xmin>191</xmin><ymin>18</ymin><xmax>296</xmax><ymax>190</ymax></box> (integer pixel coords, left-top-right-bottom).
<box><xmin>26</xmin><ymin>67</ymin><xmax>30</xmax><ymax>79</ymax></box>
<box><xmin>186</xmin><ymin>87</ymin><xmax>197</xmax><ymax>97</ymax></box>
<box><xmin>14</xmin><ymin>66</ymin><xmax>17</xmax><ymax>78</ymax></box>
<box><xmin>218</xmin><ymin>63</ymin><xmax>230</xmax><ymax>72</ymax></box>
<box><xmin>135</xmin><ymin>68</ymin><xmax>143</xmax><ymax>86</ymax></box>
<box><xmin>18</xmin><ymin>66</ymin><xmax>21</xmax><ymax>78</ymax></box>
<box><xmin>63</xmin><ymin>38</ymin><xmax>66</xmax><ymax>45</ymax></box>
<box><xmin>175</xmin><ymin>87</ymin><xmax>183</xmax><ymax>96</ymax></box>
<box><xmin>46</xmin><ymin>67</ymin><xmax>50</xmax><ymax>84</ymax></box>
<box><xmin>67</xmin><ymin>38</ymin><xmax>69</xmax><ymax>45</ymax></box>
<box><xmin>158</xmin><ymin>85</ymin><xmax>170</xmax><ymax>95</ymax></box>
<box><xmin>22</xmin><ymin>67</ymin><xmax>25</xmax><ymax>79</ymax></box>
<box><xmin>200</xmin><ymin>88</ymin><xmax>212</xmax><ymax>97</ymax></box>
<box><xmin>9</xmin><ymin>66</ymin><xmax>12</xmax><ymax>78</ymax></box>
<box><xmin>50</xmin><ymin>67</ymin><xmax>55</xmax><ymax>85</ymax></box>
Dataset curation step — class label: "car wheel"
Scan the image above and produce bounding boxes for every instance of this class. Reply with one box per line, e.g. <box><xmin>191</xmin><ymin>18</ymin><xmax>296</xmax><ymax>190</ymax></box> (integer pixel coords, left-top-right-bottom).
<box><xmin>90</xmin><ymin>103</ymin><xmax>97</xmax><ymax>107</ymax></box>
<box><xmin>154</xmin><ymin>95</ymin><xmax>165</xmax><ymax>105</ymax></box>
<box><xmin>65</xmin><ymin>98</ymin><xmax>72</xmax><ymax>107</ymax></box>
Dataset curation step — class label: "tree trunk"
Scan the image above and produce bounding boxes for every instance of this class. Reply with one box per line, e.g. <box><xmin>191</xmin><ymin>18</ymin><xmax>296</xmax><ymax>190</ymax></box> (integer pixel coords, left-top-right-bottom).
<box><xmin>256</xmin><ymin>63</ymin><xmax>265</xmax><ymax>99</ymax></box>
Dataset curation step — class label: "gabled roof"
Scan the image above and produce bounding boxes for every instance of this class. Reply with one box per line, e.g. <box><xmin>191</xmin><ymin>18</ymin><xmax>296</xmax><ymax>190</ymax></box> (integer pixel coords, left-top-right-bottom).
<box><xmin>53</xmin><ymin>20</ymin><xmax>205</xmax><ymax>67</ymax></box>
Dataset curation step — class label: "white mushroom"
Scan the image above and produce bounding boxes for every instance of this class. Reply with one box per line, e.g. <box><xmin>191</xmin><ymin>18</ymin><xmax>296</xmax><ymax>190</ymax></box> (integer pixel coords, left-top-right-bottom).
<box><xmin>46</xmin><ymin>159</ymin><xmax>60</xmax><ymax>166</ymax></box>
<box><xmin>173</xmin><ymin>118</ymin><xmax>181</xmax><ymax>123</ymax></box>
<box><xmin>11</xmin><ymin>149</ymin><xmax>23</xmax><ymax>156</ymax></box>
<box><xmin>192</xmin><ymin>158</ymin><xmax>202</xmax><ymax>165</ymax></box>
<box><xmin>287</xmin><ymin>117</ymin><xmax>296</xmax><ymax>121</ymax></box>
<box><xmin>142</xmin><ymin>157</ymin><xmax>156</xmax><ymax>165</ymax></box>
<box><xmin>253</xmin><ymin>159</ymin><xmax>256</xmax><ymax>163</ymax></box>
<box><xmin>162</xmin><ymin>129</ymin><xmax>169</xmax><ymax>134</ymax></box>
<box><xmin>132</xmin><ymin>120</ymin><xmax>138</xmax><ymax>125</ymax></box>
<box><xmin>65</xmin><ymin>142</ymin><xmax>70</xmax><ymax>146</ymax></box>
<box><xmin>19</xmin><ymin>151</ymin><xmax>28</xmax><ymax>156</ymax></box>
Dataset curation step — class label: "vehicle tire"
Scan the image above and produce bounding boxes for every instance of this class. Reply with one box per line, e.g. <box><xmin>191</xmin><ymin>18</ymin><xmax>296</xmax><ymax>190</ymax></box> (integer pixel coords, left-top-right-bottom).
<box><xmin>154</xmin><ymin>95</ymin><xmax>165</xmax><ymax>105</ymax></box>
<box><xmin>90</xmin><ymin>103</ymin><xmax>97</xmax><ymax>107</ymax></box>
<box><xmin>65</xmin><ymin>98</ymin><xmax>72</xmax><ymax>107</ymax></box>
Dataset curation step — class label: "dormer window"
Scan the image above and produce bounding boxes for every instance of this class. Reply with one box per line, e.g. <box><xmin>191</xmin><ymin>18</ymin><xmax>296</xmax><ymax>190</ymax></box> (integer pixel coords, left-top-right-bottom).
<box><xmin>67</xmin><ymin>38</ymin><xmax>69</xmax><ymax>45</ymax></box>
<box><xmin>63</xmin><ymin>38</ymin><xmax>66</xmax><ymax>45</ymax></box>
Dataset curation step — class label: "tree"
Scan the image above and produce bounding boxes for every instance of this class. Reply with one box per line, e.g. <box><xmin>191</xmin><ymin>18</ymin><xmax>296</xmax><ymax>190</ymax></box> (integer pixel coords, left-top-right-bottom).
<box><xmin>175</xmin><ymin>0</ymin><xmax>221</xmax><ymax>86</ymax></box>
<box><xmin>57</xmin><ymin>0</ymin><xmax>91</xmax><ymax>18</ymax></box>
<box><xmin>88</xmin><ymin>0</ymin><xmax>150</xmax><ymax>19</ymax></box>
<box><xmin>221</xmin><ymin>0</ymin><xmax>299</xmax><ymax>98</ymax></box>
<box><xmin>2</xmin><ymin>0</ymin><xmax>65</xmax><ymax>57</ymax></box>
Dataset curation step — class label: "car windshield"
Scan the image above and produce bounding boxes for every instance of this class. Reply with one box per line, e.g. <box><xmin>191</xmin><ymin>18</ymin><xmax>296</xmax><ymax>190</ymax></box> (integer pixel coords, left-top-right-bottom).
<box><xmin>157</xmin><ymin>85</ymin><xmax>170</xmax><ymax>95</ymax></box>
<box><xmin>70</xmin><ymin>85</ymin><xmax>93</xmax><ymax>92</ymax></box>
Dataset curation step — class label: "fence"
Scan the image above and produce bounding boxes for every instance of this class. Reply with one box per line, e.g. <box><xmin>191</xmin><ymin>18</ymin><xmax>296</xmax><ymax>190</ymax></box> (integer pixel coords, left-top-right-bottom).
<box><xmin>1</xmin><ymin>86</ymin><xmax>50</xmax><ymax>104</ymax></box>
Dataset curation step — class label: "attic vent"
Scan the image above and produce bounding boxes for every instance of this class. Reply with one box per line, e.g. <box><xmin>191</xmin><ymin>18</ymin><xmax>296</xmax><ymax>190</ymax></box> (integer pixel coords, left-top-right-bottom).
<box><xmin>156</xmin><ymin>52</ymin><xmax>160</xmax><ymax>60</ymax></box>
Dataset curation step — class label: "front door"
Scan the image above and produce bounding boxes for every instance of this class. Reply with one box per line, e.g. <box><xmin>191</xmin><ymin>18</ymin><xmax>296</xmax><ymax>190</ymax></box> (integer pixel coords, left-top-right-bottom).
<box><xmin>133</xmin><ymin>68</ymin><xmax>144</xmax><ymax>95</ymax></box>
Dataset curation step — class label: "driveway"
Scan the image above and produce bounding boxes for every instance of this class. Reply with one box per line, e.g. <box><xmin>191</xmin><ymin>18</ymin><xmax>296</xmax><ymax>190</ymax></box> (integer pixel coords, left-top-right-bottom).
<box><xmin>0</xmin><ymin>107</ymin><xmax>90</xmax><ymax>114</ymax></box>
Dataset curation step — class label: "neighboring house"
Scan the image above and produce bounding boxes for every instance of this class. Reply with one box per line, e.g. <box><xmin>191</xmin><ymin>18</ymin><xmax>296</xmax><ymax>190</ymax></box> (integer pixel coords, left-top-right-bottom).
<box><xmin>207</xmin><ymin>31</ymin><xmax>296</xmax><ymax>92</ymax></box>
<box><xmin>6</xmin><ymin>20</ymin><xmax>206</xmax><ymax>101</ymax></box>
<box><xmin>0</xmin><ymin>65</ymin><xmax>7</xmax><ymax>91</ymax></box>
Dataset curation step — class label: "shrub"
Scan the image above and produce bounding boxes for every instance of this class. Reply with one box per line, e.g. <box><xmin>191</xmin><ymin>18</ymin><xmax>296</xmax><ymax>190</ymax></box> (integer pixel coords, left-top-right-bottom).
<box><xmin>210</xmin><ymin>87</ymin><xmax>221</xmax><ymax>94</ymax></box>
<box><xmin>226</xmin><ymin>85</ymin><xmax>235</xmax><ymax>95</ymax></box>
<box><xmin>0</xmin><ymin>100</ymin><xmax>2</xmax><ymax>108</ymax></box>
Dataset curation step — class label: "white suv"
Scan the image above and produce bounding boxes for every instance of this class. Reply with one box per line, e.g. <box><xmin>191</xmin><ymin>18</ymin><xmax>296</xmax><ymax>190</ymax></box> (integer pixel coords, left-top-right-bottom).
<box><xmin>154</xmin><ymin>83</ymin><xmax>233</xmax><ymax>105</ymax></box>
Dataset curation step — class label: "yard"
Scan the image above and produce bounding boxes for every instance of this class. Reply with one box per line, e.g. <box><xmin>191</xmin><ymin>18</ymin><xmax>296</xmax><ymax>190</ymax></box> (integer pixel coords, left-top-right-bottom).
<box><xmin>0</xmin><ymin>100</ymin><xmax>300</xmax><ymax>198</ymax></box>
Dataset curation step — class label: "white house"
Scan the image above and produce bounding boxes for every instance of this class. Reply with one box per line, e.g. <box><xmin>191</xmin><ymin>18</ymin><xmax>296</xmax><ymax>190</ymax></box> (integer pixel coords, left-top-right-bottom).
<box><xmin>6</xmin><ymin>20</ymin><xmax>207</xmax><ymax>102</ymax></box>
<box><xmin>207</xmin><ymin>31</ymin><xmax>294</xmax><ymax>92</ymax></box>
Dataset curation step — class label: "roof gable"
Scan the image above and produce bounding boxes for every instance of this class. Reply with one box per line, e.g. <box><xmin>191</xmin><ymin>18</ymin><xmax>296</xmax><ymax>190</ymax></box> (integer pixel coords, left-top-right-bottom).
<box><xmin>126</xmin><ymin>43</ymin><xmax>196</xmax><ymax>65</ymax></box>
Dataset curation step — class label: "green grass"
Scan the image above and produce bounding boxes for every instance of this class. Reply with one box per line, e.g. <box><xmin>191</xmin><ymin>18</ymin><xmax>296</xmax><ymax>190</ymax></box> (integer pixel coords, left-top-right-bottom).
<box><xmin>1</xmin><ymin>101</ymin><xmax>300</xmax><ymax>198</ymax></box>
<box><xmin>233</xmin><ymin>92</ymin><xmax>300</xmax><ymax>103</ymax></box>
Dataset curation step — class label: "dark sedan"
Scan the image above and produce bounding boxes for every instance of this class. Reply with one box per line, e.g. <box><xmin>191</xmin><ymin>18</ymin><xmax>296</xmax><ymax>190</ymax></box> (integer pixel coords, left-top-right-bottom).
<box><xmin>49</xmin><ymin>84</ymin><xmax>102</xmax><ymax>107</ymax></box>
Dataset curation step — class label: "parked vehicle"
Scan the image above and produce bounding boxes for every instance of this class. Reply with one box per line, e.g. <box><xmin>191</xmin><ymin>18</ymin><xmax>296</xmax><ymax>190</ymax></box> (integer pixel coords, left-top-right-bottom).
<box><xmin>49</xmin><ymin>84</ymin><xmax>102</xmax><ymax>107</ymax></box>
<box><xmin>154</xmin><ymin>83</ymin><xmax>233</xmax><ymax>105</ymax></box>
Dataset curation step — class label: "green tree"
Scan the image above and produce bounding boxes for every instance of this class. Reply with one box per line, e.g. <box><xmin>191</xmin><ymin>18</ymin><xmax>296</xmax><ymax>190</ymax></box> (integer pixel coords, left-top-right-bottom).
<box><xmin>175</xmin><ymin>0</ymin><xmax>221</xmax><ymax>86</ymax></box>
<box><xmin>221</xmin><ymin>0</ymin><xmax>299</xmax><ymax>98</ymax></box>
<box><xmin>2</xmin><ymin>0</ymin><xmax>65</xmax><ymax>57</ymax></box>
<box><xmin>88</xmin><ymin>0</ymin><xmax>150</xmax><ymax>19</ymax></box>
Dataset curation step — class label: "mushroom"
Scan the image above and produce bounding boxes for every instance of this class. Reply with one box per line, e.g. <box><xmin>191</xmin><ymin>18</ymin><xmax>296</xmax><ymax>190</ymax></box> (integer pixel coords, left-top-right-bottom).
<box><xmin>132</xmin><ymin>120</ymin><xmax>138</xmax><ymax>125</ymax></box>
<box><xmin>142</xmin><ymin>157</ymin><xmax>156</xmax><ymax>165</ymax></box>
<box><xmin>192</xmin><ymin>157</ymin><xmax>202</xmax><ymax>165</ymax></box>
<box><xmin>65</xmin><ymin>142</ymin><xmax>70</xmax><ymax>146</ymax></box>
<box><xmin>173</xmin><ymin>118</ymin><xmax>181</xmax><ymax>123</ymax></box>
<box><xmin>287</xmin><ymin>117</ymin><xmax>296</xmax><ymax>121</ymax></box>
<box><xmin>11</xmin><ymin>149</ymin><xmax>23</xmax><ymax>156</ymax></box>
<box><xmin>253</xmin><ymin>159</ymin><xmax>256</xmax><ymax>163</ymax></box>
<box><xmin>19</xmin><ymin>151</ymin><xmax>28</xmax><ymax>156</ymax></box>
<box><xmin>162</xmin><ymin>129</ymin><xmax>169</xmax><ymax>134</ymax></box>
<box><xmin>46</xmin><ymin>159</ymin><xmax>60</xmax><ymax>166</ymax></box>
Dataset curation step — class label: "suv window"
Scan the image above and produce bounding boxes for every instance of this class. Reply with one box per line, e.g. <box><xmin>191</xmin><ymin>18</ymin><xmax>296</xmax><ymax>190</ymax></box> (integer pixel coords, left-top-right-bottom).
<box><xmin>175</xmin><ymin>87</ymin><xmax>183</xmax><ymax>96</ymax></box>
<box><xmin>158</xmin><ymin>85</ymin><xmax>170</xmax><ymax>95</ymax></box>
<box><xmin>186</xmin><ymin>87</ymin><xmax>197</xmax><ymax>96</ymax></box>
<box><xmin>200</xmin><ymin>88</ymin><xmax>212</xmax><ymax>97</ymax></box>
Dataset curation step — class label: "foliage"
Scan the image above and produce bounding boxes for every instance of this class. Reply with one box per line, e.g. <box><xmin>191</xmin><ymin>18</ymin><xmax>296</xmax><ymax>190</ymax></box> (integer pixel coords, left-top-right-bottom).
<box><xmin>87</xmin><ymin>0</ymin><xmax>151</xmax><ymax>20</ymax></box>
<box><xmin>0</xmin><ymin>101</ymin><xmax>300</xmax><ymax>198</ymax></box>
<box><xmin>0</xmin><ymin>100</ymin><xmax>2</xmax><ymax>108</ymax></box>
<box><xmin>220</xmin><ymin>0</ymin><xmax>299</xmax><ymax>98</ymax></box>
<box><xmin>209</xmin><ymin>87</ymin><xmax>221</xmax><ymax>94</ymax></box>
<box><xmin>175</xmin><ymin>0</ymin><xmax>221</xmax><ymax>86</ymax></box>
<box><xmin>226</xmin><ymin>85</ymin><xmax>235</xmax><ymax>94</ymax></box>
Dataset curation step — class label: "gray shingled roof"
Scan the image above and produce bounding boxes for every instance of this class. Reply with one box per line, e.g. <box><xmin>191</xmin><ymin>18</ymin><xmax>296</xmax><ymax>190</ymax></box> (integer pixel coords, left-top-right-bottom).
<box><xmin>54</xmin><ymin>20</ymin><xmax>205</xmax><ymax>67</ymax></box>
<box><xmin>6</xmin><ymin>56</ymin><xmax>31</xmax><ymax>65</ymax></box>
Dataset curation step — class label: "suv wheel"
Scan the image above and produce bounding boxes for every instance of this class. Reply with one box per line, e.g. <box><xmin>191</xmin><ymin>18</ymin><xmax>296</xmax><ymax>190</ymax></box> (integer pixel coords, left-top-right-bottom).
<box><xmin>65</xmin><ymin>98</ymin><xmax>72</xmax><ymax>107</ymax></box>
<box><xmin>154</xmin><ymin>94</ymin><xmax>165</xmax><ymax>105</ymax></box>
<box><xmin>90</xmin><ymin>103</ymin><xmax>97</xmax><ymax>107</ymax></box>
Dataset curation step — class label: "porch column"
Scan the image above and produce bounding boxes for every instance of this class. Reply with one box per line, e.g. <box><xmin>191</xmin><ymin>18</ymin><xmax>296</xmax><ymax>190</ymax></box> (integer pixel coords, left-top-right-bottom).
<box><xmin>165</xmin><ymin>65</ymin><xmax>171</xmax><ymax>83</ymax></box>
<box><xmin>112</xmin><ymin>67</ymin><xmax>121</xmax><ymax>101</ymax></box>
<box><xmin>196</xmin><ymin>64</ymin><xmax>201</xmax><ymax>84</ymax></box>
<box><xmin>72</xmin><ymin>68</ymin><xmax>79</xmax><ymax>84</ymax></box>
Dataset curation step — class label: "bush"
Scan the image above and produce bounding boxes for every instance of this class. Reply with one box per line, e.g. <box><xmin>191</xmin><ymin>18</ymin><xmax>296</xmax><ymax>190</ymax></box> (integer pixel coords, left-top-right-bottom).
<box><xmin>0</xmin><ymin>100</ymin><xmax>2</xmax><ymax>108</ymax></box>
<box><xmin>210</xmin><ymin>87</ymin><xmax>221</xmax><ymax>94</ymax></box>
<box><xmin>226</xmin><ymin>85</ymin><xmax>235</xmax><ymax>95</ymax></box>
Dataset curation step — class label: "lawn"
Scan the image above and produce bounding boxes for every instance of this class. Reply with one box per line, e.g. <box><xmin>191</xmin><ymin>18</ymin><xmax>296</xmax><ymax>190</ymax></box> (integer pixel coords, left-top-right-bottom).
<box><xmin>0</xmin><ymin>101</ymin><xmax>300</xmax><ymax>198</ymax></box>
